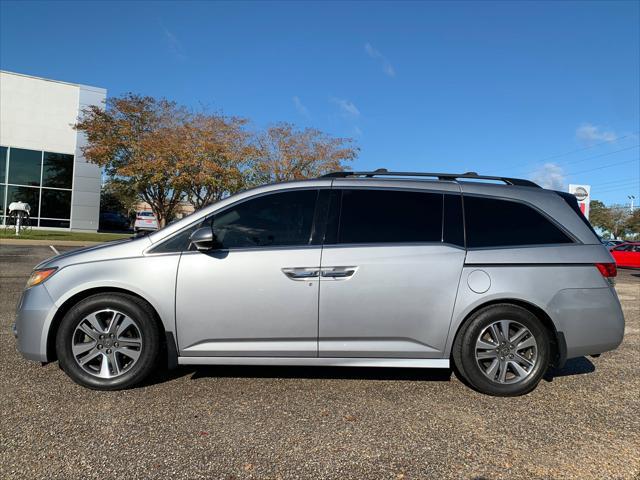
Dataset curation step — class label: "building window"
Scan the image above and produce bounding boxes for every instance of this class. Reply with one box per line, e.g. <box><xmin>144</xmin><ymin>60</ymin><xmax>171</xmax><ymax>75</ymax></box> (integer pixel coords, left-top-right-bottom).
<box><xmin>40</xmin><ymin>189</ymin><xmax>72</xmax><ymax>219</ymax></box>
<box><xmin>6</xmin><ymin>185</ymin><xmax>40</xmax><ymax>220</ymax></box>
<box><xmin>0</xmin><ymin>184</ymin><xmax>5</xmax><ymax>225</ymax></box>
<box><xmin>1</xmin><ymin>145</ymin><xmax>75</xmax><ymax>228</ymax></box>
<box><xmin>7</xmin><ymin>148</ymin><xmax>42</xmax><ymax>186</ymax></box>
<box><xmin>0</xmin><ymin>146</ymin><xmax>7</xmax><ymax>183</ymax></box>
<box><xmin>43</xmin><ymin>152</ymin><xmax>73</xmax><ymax>189</ymax></box>
<box><xmin>39</xmin><ymin>219</ymin><xmax>71</xmax><ymax>228</ymax></box>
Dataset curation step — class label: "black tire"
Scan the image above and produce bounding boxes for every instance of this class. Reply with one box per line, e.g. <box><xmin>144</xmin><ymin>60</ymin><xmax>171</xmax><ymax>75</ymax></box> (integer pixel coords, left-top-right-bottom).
<box><xmin>452</xmin><ymin>304</ymin><xmax>550</xmax><ymax>397</ymax></box>
<box><xmin>56</xmin><ymin>293</ymin><xmax>160</xmax><ymax>390</ymax></box>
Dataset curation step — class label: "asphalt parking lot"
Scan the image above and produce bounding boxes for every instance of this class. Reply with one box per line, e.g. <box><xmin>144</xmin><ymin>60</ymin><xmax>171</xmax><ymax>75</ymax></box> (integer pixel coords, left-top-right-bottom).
<box><xmin>1</xmin><ymin>244</ymin><xmax>639</xmax><ymax>480</ymax></box>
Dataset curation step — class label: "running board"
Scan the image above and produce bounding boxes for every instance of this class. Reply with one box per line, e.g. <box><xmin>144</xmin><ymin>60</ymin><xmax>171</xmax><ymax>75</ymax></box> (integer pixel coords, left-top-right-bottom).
<box><xmin>178</xmin><ymin>357</ymin><xmax>450</xmax><ymax>368</ymax></box>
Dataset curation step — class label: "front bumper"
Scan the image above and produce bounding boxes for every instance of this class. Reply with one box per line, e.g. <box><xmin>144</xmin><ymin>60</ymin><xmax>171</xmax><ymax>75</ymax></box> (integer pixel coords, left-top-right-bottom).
<box><xmin>13</xmin><ymin>284</ymin><xmax>57</xmax><ymax>362</ymax></box>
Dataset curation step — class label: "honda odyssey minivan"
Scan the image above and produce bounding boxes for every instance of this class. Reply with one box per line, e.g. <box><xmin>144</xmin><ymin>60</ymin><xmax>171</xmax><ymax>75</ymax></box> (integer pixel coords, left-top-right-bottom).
<box><xmin>13</xmin><ymin>170</ymin><xmax>625</xmax><ymax>396</ymax></box>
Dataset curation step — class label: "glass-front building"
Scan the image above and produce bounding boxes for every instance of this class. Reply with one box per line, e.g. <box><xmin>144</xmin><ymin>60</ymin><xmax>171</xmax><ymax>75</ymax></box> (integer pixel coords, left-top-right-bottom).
<box><xmin>0</xmin><ymin>71</ymin><xmax>106</xmax><ymax>230</ymax></box>
<box><xmin>1</xmin><ymin>146</ymin><xmax>74</xmax><ymax>228</ymax></box>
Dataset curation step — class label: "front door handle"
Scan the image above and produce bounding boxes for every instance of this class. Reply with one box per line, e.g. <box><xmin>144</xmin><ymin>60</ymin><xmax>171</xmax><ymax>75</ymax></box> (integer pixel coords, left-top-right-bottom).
<box><xmin>320</xmin><ymin>267</ymin><xmax>358</xmax><ymax>278</ymax></box>
<box><xmin>282</xmin><ymin>267</ymin><xmax>320</xmax><ymax>280</ymax></box>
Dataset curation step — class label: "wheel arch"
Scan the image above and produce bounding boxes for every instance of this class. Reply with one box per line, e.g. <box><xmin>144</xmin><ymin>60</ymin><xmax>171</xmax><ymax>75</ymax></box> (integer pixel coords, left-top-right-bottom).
<box><xmin>450</xmin><ymin>298</ymin><xmax>566</xmax><ymax>368</ymax></box>
<box><xmin>46</xmin><ymin>287</ymin><xmax>175</xmax><ymax>366</ymax></box>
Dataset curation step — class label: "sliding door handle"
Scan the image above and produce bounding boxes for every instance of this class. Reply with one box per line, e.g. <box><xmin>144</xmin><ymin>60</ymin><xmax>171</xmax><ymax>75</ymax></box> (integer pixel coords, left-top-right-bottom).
<box><xmin>282</xmin><ymin>267</ymin><xmax>320</xmax><ymax>280</ymax></box>
<box><xmin>320</xmin><ymin>267</ymin><xmax>358</xmax><ymax>278</ymax></box>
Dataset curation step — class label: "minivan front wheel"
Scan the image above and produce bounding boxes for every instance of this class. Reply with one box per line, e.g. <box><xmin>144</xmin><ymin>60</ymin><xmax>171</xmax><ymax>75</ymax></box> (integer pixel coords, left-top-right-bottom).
<box><xmin>453</xmin><ymin>304</ymin><xmax>550</xmax><ymax>396</ymax></box>
<box><xmin>56</xmin><ymin>293</ymin><xmax>160</xmax><ymax>390</ymax></box>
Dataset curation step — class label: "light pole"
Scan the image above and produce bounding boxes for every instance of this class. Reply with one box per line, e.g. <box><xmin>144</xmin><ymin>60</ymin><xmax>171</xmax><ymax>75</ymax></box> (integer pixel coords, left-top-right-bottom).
<box><xmin>629</xmin><ymin>195</ymin><xmax>636</xmax><ymax>212</ymax></box>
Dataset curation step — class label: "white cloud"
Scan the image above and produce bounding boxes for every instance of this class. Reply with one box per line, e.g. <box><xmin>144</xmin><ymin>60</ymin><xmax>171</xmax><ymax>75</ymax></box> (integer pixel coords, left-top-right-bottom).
<box><xmin>576</xmin><ymin>123</ymin><xmax>617</xmax><ymax>144</ymax></box>
<box><xmin>364</xmin><ymin>42</ymin><xmax>396</xmax><ymax>77</ymax></box>
<box><xmin>330</xmin><ymin>97</ymin><xmax>360</xmax><ymax>117</ymax></box>
<box><xmin>530</xmin><ymin>163</ymin><xmax>566</xmax><ymax>190</ymax></box>
<box><xmin>292</xmin><ymin>96</ymin><xmax>310</xmax><ymax>119</ymax></box>
<box><xmin>162</xmin><ymin>26</ymin><xmax>186</xmax><ymax>60</ymax></box>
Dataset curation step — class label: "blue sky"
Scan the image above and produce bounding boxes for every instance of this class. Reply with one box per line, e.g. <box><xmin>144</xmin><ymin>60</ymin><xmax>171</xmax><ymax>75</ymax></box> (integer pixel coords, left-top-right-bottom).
<box><xmin>1</xmin><ymin>0</ymin><xmax>638</xmax><ymax>205</ymax></box>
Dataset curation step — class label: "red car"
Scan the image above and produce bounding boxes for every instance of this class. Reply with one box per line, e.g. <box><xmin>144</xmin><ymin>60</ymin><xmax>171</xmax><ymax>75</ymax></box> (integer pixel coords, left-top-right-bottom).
<box><xmin>610</xmin><ymin>242</ymin><xmax>640</xmax><ymax>268</ymax></box>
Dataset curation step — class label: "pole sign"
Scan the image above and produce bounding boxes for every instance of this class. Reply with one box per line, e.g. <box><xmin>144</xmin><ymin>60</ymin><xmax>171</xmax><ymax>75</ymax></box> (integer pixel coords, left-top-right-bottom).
<box><xmin>569</xmin><ymin>184</ymin><xmax>591</xmax><ymax>219</ymax></box>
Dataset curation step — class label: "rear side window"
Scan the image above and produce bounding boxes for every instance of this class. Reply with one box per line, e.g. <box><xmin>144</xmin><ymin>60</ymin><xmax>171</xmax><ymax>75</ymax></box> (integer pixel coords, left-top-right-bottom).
<box><xmin>335</xmin><ymin>189</ymin><xmax>443</xmax><ymax>244</ymax></box>
<box><xmin>464</xmin><ymin>196</ymin><xmax>573</xmax><ymax>248</ymax></box>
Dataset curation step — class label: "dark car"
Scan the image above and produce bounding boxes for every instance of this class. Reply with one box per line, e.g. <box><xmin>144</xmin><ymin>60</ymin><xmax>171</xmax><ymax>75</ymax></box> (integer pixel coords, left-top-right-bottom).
<box><xmin>99</xmin><ymin>212</ymin><xmax>131</xmax><ymax>232</ymax></box>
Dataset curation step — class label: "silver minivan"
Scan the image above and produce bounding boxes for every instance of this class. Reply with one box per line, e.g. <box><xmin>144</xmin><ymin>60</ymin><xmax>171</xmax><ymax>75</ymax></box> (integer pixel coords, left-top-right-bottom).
<box><xmin>13</xmin><ymin>171</ymin><xmax>625</xmax><ymax>396</ymax></box>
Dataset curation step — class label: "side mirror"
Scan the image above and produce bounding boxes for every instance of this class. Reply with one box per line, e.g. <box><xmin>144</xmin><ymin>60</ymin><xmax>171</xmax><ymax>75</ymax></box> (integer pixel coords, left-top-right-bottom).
<box><xmin>189</xmin><ymin>226</ymin><xmax>216</xmax><ymax>251</ymax></box>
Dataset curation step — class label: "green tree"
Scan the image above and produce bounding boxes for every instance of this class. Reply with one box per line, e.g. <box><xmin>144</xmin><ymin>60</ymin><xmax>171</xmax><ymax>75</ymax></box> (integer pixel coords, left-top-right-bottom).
<box><xmin>589</xmin><ymin>200</ymin><xmax>631</xmax><ymax>239</ymax></box>
<box><xmin>625</xmin><ymin>208</ymin><xmax>640</xmax><ymax>239</ymax></box>
<box><xmin>100</xmin><ymin>178</ymin><xmax>139</xmax><ymax>217</ymax></box>
<box><xmin>589</xmin><ymin>200</ymin><xmax>611</xmax><ymax>236</ymax></box>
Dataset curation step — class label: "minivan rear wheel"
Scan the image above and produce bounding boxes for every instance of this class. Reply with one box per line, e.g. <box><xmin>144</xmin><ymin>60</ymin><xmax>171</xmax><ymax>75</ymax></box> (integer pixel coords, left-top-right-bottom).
<box><xmin>453</xmin><ymin>304</ymin><xmax>550</xmax><ymax>396</ymax></box>
<box><xmin>56</xmin><ymin>293</ymin><xmax>160</xmax><ymax>390</ymax></box>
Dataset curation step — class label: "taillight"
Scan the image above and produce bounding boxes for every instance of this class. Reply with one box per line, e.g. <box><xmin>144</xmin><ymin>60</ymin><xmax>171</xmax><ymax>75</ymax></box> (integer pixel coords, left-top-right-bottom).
<box><xmin>595</xmin><ymin>263</ymin><xmax>617</xmax><ymax>278</ymax></box>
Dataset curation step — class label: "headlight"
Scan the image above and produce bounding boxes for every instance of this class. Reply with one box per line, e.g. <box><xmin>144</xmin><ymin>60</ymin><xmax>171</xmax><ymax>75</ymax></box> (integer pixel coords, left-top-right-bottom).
<box><xmin>26</xmin><ymin>268</ymin><xmax>58</xmax><ymax>288</ymax></box>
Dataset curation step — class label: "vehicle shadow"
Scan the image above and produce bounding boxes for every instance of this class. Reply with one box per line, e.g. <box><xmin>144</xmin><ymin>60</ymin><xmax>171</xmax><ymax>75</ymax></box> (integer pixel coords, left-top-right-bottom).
<box><xmin>142</xmin><ymin>357</ymin><xmax>595</xmax><ymax>388</ymax></box>
<box><xmin>543</xmin><ymin>356</ymin><xmax>595</xmax><ymax>382</ymax></box>
<box><xmin>144</xmin><ymin>364</ymin><xmax>453</xmax><ymax>387</ymax></box>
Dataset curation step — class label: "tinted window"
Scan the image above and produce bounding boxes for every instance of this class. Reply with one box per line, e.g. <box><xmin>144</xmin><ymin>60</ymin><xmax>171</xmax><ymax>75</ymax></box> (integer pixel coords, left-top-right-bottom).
<box><xmin>151</xmin><ymin>223</ymin><xmax>201</xmax><ymax>254</ymax></box>
<box><xmin>42</xmin><ymin>152</ymin><xmax>73</xmax><ymax>189</ymax></box>
<box><xmin>40</xmin><ymin>189</ymin><xmax>72</xmax><ymax>219</ymax></box>
<box><xmin>336</xmin><ymin>189</ymin><xmax>443</xmax><ymax>244</ymax></box>
<box><xmin>39</xmin><ymin>219</ymin><xmax>71</xmax><ymax>228</ymax></box>
<box><xmin>613</xmin><ymin>244</ymin><xmax>633</xmax><ymax>251</ymax></box>
<box><xmin>6</xmin><ymin>185</ymin><xmax>39</xmax><ymax>218</ymax></box>
<box><xmin>0</xmin><ymin>146</ymin><xmax>7</xmax><ymax>182</ymax></box>
<box><xmin>211</xmin><ymin>189</ymin><xmax>317</xmax><ymax>248</ymax></box>
<box><xmin>0</xmin><ymin>184</ymin><xmax>5</xmax><ymax>217</ymax></box>
<box><xmin>8</xmin><ymin>148</ymin><xmax>41</xmax><ymax>186</ymax></box>
<box><xmin>443</xmin><ymin>194</ymin><xmax>464</xmax><ymax>247</ymax></box>
<box><xmin>465</xmin><ymin>196</ymin><xmax>573</xmax><ymax>248</ymax></box>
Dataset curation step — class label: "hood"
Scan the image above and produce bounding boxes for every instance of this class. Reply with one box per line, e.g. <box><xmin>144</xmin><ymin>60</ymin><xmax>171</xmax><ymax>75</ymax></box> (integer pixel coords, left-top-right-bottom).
<box><xmin>35</xmin><ymin>236</ymin><xmax>152</xmax><ymax>270</ymax></box>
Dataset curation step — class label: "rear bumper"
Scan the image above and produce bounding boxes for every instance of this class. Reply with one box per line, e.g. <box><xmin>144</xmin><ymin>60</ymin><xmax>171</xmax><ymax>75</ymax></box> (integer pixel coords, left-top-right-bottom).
<box><xmin>13</xmin><ymin>285</ymin><xmax>56</xmax><ymax>362</ymax></box>
<box><xmin>549</xmin><ymin>287</ymin><xmax>625</xmax><ymax>359</ymax></box>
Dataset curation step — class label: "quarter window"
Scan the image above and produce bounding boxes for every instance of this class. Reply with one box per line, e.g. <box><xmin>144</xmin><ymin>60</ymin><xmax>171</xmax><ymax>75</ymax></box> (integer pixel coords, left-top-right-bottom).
<box><xmin>464</xmin><ymin>196</ymin><xmax>573</xmax><ymax>248</ymax></box>
<box><xmin>336</xmin><ymin>189</ymin><xmax>443</xmax><ymax>244</ymax></box>
<box><xmin>211</xmin><ymin>189</ymin><xmax>318</xmax><ymax>249</ymax></box>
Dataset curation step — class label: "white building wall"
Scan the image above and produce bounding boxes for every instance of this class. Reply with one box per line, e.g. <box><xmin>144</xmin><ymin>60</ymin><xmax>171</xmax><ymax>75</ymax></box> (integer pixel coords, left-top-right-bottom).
<box><xmin>0</xmin><ymin>72</ymin><xmax>79</xmax><ymax>154</ymax></box>
<box><xmin>0</xmin><ymin>71</ymin><xmax>106</xmax><ymax>231</ymax></box>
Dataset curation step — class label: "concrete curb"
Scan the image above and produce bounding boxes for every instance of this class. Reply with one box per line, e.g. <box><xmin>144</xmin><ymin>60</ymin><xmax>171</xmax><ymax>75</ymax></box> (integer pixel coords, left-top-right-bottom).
<box><xmin>0</xmin><ymin>239</ymin><xmax>103</xmax><ymax>247</ymax></box>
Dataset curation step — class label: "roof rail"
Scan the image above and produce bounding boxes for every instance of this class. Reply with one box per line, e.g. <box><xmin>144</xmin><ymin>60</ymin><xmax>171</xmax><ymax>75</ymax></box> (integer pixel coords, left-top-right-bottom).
<box><xmin>321</xmin><ymin>169</ymin><xmax>540</xmax><ymax>188</ymax></box>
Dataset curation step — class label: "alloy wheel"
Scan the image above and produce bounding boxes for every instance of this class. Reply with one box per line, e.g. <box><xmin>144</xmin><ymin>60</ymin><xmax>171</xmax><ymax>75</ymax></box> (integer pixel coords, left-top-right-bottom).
<box><xmin>71</xmin><ymin>309</ymin><xmax>143</xmax><ymax>379</ymax></box>
<box><xmin>474</xmin><ymin>320</ymin><xmax>538</xmax><ymax>384</ymax></box>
